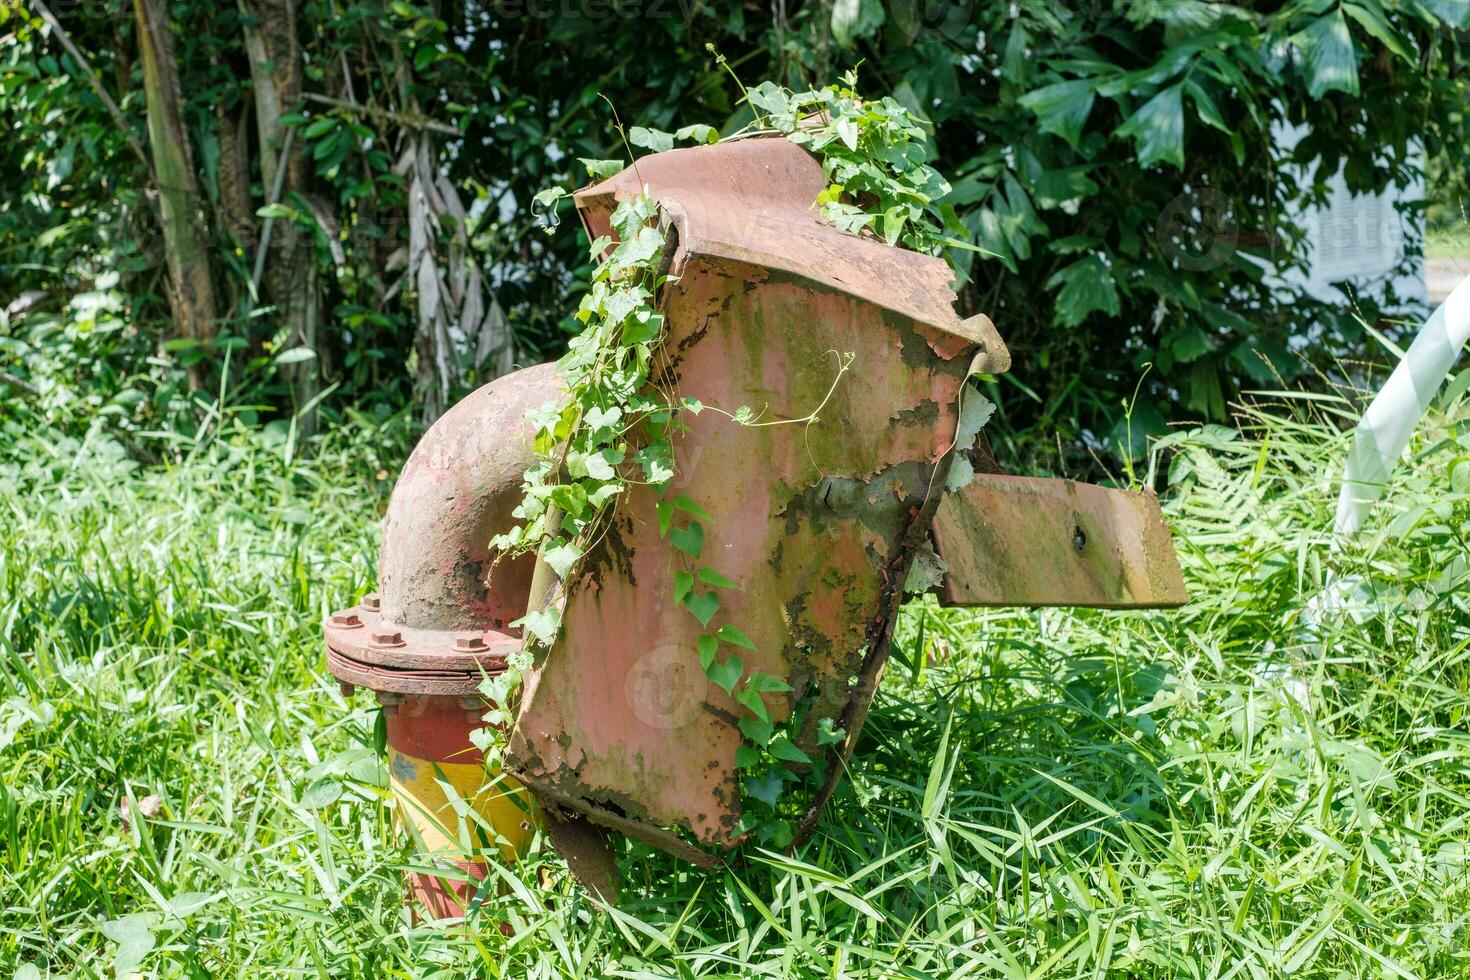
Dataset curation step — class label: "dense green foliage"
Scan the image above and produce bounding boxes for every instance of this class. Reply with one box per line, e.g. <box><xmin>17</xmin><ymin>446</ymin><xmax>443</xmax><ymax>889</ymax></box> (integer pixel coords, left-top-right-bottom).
<box><xmin>3</xmin><ymin>1</ymin><xmax>1467</xmax><ymax>465</ymax></box>
<box><xmin>3</xmin><ymin>374</ymin><xmax>1469</xmax><ymax>974</ymax></box>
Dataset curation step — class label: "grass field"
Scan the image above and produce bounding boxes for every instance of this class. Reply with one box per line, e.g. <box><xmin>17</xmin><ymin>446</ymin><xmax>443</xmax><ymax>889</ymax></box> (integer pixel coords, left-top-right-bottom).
<box><xmin>2</xmin><ymin>390</ymin><xmax>1469</xmax><ymax>978</ymax></box>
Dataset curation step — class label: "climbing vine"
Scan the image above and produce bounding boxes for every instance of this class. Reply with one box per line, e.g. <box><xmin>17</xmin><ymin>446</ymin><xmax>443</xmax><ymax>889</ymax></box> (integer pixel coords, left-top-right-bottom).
<box><xmin>489</xmin><ymin>73</ymin><xmax>969</xmax><ymax>847</ymax></box>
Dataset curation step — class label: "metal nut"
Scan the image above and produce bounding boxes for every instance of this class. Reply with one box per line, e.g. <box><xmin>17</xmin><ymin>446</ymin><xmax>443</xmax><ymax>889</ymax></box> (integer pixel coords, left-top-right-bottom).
<box><xmin>338</xmin><ymin>681</ymin><xmax>355</xmax><ymax>698</ymax></box>
<box><xmin>453</xmin><ymin>634</ymin><xmax>488</xmax><ymax>653</ymax></box>
<box><xmin>362</xmin><ymin>592</ymin><xmax>382</xmax><ymax>612</ymax></box>
<box><xmin>329</xmin><ymin>612</ymin><xmax>363</xmax><ymax>629</ymax></box>
<box><xmin>371</xmin><ymin>628</ymin><xmax>405</xmax><ymax>648</ymax></box>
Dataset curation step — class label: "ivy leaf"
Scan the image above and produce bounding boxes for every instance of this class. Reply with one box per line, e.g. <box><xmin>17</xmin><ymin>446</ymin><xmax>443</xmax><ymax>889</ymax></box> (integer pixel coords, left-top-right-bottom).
<box><xmin>684</xmin><ymin>589</ymin><xmax>720</xmax><ymax>627</ymax></box>
<box><xmin>671</xmin><ymin>495</ymin><xmax>713</xmax><ymax>522</ymax></box>
<box><xmin>584</xmin><ymin>405</ymin><xmax>622</xmax><ymax>432</ymax></box>
<box><xmin>629</xmin><ymin>126</ymin><xmax>675</xmax><ymax>153</ymax></box>
<box><xmin>617</xmin><ymin>226</ymin><xmax>666</xmax><ymax>267</ymax></box>
<box><xmin>621</xmin><ymin>310</ymin><xmax>663</xmax><ymax>345</ymax></box>
<box><xmin>544</xmin><ymin>540</ymin><xmax>583</xmax><ymax>579</ymax></box>
<box><xmin>746</xmin><ymin>81</ymin><xmax>792</xmax><ymax>119</ymax></box>
<box><xmin>583</xmin><ymin>451</ymin><xmax>618</xmax><ymax>481</ymax></box>
<box><xmin>1115</xmin><ymin>83</ymin><xmax>1185</xmax><ymax>169</ymax></box>
<box><xmin>736</xmin><ymin>687</ymin><xmax>771</xmax><ymax>722</ymax></box>
<box><xmin>1046</xmin><ymin>254</ymin><xmax>1121</xmax><ymax>328</ymax></box>
<box><xmin>100</xmin><ymin>914</ymin><xmax>158</xmax><ymax>978</ymax></box>
<box><xmin>674</xmin><ymin>123</ymin><xmax>719</xmax><ymax>145</ymax></box>
<box><xmin>734</xmin><ymin>745</ymin><xmax>762</xmax><ymax>768</ymax></box>
<box><xmin>697</xmin><ymin>634</ymin><xmax>718</xmax><ymax>670</ymax></box>
<box><xmin>517</xmin><ymin>606</ymin><xmax>562</xmax><ymax>646</ymax></box>
<box><xmin>738</xmin><ymin>712</ymin><xmax>773</xmax><ymax>745</ymax></box>
<box><xmin>698</xmin><ymin>567</ymin><xmax>739</xmax><ymax>590</ymax></box>
<box><xmin>817</xmin><ymin>717</ymin><xmax>847</xmax><ymax>746</ymax></box>
<box><xmin>768</xmin><ymin>736</ymin><xmax>812</xmax><ymax>766</ymax></box>
<box><xmin>744</xmin><ymin>670</ymin><xmax>792</xmax><ymax>693</ymax></box>
<box><xmin>708</xmin><ymin>655</ymin><xmax>744</xmax><ymax>695</ymax></box>
<box><xmin>715</xmin><ymin>624</ymin><xmax>757</xmax><ymax>650</ymax></box>
<box><xmin>656</xmin><ymin>500</ymin><xmax>672</xmax><ymax>537</ymax></box>
<box><xmin>672</xmin><ymin>571</ymin><xmax>694</xmax><ymax>603</ymax></box>
<box><xmin>745</xmin><ymin>772</ymin><xmax>785</xmax><ymax>808</ymax></box>
<box><xmin>669</xmin><ymin>519</ymin><xmax>704</xmax><ymax>558</ymax></box>
<box><xmin>579</xmin><ymin>158</ymin><xmax>623</xmax><ymax>179</ymax></box>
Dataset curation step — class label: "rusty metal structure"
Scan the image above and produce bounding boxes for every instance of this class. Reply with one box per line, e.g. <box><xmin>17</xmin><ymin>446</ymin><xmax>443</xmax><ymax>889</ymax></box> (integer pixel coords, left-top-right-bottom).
<box><xmin>325</xmin><ymin>135</ymin><xmax>1187</xmax><ymax>912</ymax></box>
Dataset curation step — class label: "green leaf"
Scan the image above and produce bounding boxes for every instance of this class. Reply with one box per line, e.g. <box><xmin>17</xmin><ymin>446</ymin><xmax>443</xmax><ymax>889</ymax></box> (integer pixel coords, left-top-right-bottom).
<box><xmin>817</xmin><ymin>717</ymin><xmax>847</xmax><ymax>746</ymax></box>
<box><xmin>517</xmin><ymin>606</ymin><xmax>562</xmax><ymax>646</ymax></box>
<box><xmin>544</xmin><ymin>540</ymin><xmax>583</xmax><ymax>579</ymax></box>
<box><xmin>580</xmin><ymin>158</ymin><xmax>624</xmax><ymax>179</ymax></box>
<box><xmin>671</xmin><ymin>494</ymin><xmax>713</xmax><ymax>522</ymax></box>
<box><xmin>1115</xmin><ymin>83</ymin><xmax>1185</xmax><ymax>169</ymax></box>
<box><xmin>768</xmin><ymin>736</ymin><xmax>812</xmax><ymax>765</ymax></box>
<box><xmin>100</xmin><ymin>914</ymin><xmax>157</xmax><ymax>977</ymax></box>
<box><xmin>745</xmin><ymin>772</ymin><xmax>785</xmax><ymax>807</ymax></box>
<box><xmin>715</xmin><ymin>624</ymin><xmax>757</xmax><ymax>650</ymax></box>
<box><xmin>669</xmin><ymin>519</ymin><xmax>704</xmax><ymax>558</ymax></box>
<box><xmin>734</xmin><ymin>745</ymin><xmax>762</xmax><ymax>768</ymax></box>
<box><xmin>746</xmin><ymin>81</ymin><xmax>792</xmax><ymax>119</ymax></box>
<box><xmin>708</xmin><ymin>655</ymin><xmax>744</xmax><ymax>695</ymax></box>
<box><xmin>1018</xmin><ymin>79</ymin><xmax>1096</xmax><ymax>150</ymax></box>
<box><xmin>697</xmin><ymin>634</ymin><xmax>719</xmax><ymax>670</ymax></box>
<box><xmin>697</xmin><ymin>567</ymin><xmax>739</xmax><ymax>589</ymax></box>
<box><xmin>738</xmin><ymin>712</ymin><xmax>773</xmax><ymax>745</ymax></box>
<box><xmin>299</xmin><ymin>778</ymin><xmax>342</xmax><ymax>808</ymax></box>
<box><xmin>736</xmin><ymin>687</ymin><xmax>771</xmax><ymax>722</ymax></box>
<box><xmin>656</xmin><ymin>500</ymin><xmax>672</xmax><ymax>537</ymax></box>
<box><xmin>672</xmin><ymin>570</ymin><xmax>694</xmax><ymax>603</ymax></box>
<box><xmin>273</xmin><ymin>346</ymin><xmax>317</xmax><ymax>365</ymax></box>
<box><xmin>674</xmin><ymin>123</ymin><xmax>719</xmax><ymax>145</ymax></box>
<box><xmin>1343</xmin><ymin>3</ymin><xmax>1411</xmax><ymax>60</ymax></box>
<box><xmin>831</xmin><ymin>0</ymin><xmax>885</xmax><ymax>48</ymax></box>
<box><xmin>684</xmin><ymin>589</ymin><xmax>720</xmax><ymax>627</ymax></box>
<box><xmin>629</xmin><ymin>126</ymin><xmax>675</xmax><ymax>153</ymax></box>
<box><xmin>744</xmin><ymin>670</ymin><xmax>791</xmax><ymax>693</ymax></box>
<box><xmin>1046</xmin><ymin>254</ymin><xmax>1121</xmax><ymax>328</ymax></box>
<box><xmin>1418</xmin><ymin>0</ymin><xmax>1470</xmax><ymax>28</ymax></box>
<box><xmin>1293</xmin><ymin>10</ymin><xmax>1360</xmax><ymax>99</ymax></box>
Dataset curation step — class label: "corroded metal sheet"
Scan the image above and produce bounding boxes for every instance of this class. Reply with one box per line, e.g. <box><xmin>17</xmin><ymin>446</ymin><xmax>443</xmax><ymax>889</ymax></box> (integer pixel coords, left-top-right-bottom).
<box><xmin>932</xmin><ymin>475</ymin><xmax>1188</xmax><ymax>609</ymax></box>
<box><xmin>508</xmin><ymin>137</ymin><xmax>1006</xmax><ymax>849</ymax></box>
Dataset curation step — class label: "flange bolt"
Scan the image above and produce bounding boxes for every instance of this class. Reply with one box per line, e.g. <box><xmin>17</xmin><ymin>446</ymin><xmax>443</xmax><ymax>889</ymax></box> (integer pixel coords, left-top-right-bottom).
<box><xmin>371</xmin><ymin>628</ymin><xmax>405</xmax><ymax>648</ymax></box>
<box><xmin>330</xmin><ymin>612</ymin><xmax>363</xmax><ymax>629</ymax></box>
<box><xmin>453</xmin><ymin>634</ymin><xmax>489</xmax><ymax>653</ymax></box>
<box><xmin>362</xmin><ymin>592</ymin><xmax>382</xmax><ymax>612</ymax></box>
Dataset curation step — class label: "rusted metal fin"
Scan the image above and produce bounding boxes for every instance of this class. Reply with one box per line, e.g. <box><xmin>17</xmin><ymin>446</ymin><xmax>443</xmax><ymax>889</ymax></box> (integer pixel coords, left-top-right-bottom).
<box><xmin>541</xmin><ymin>811</ymin><xmax>621</xmax><ymax>903</ymax></box>
<box><xmin>932</xmin><ymin>475</ymin><xmax>1188</xmax><ymax>609</ymax></box>
<box><xmin>511</xmin><ymin>770</ymin><xmax>721</xmax><ymax>871</ymax></box>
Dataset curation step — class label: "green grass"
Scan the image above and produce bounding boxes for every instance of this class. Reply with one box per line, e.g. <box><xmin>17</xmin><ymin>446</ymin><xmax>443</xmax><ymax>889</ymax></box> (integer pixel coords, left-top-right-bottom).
<box><xmin>1427</xmin><ymin>225</ymin><xmax>1470</xmax><ymax>260</ymax></box>
<box><xmin>2</xmin><ymin>390</ymin><xmax>1469</xmax><ymax>978</ymax></box>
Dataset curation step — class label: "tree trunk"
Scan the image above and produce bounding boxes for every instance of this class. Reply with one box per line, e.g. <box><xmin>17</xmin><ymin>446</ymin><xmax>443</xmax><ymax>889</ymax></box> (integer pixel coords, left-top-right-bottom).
<box><xmin>240</xmin><ymin>0</ymin><xmax>322</xmax><ymax>432</ymax></box>
<box><xmin>132</xmin><ymin>0</ymin><xmax>217</xmax><ymax>386</ymax></box>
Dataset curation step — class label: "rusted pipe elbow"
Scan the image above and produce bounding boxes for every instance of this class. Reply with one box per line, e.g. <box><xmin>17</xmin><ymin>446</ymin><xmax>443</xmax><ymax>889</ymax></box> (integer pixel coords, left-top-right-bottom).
<box><xmin>377</xmin><ymin>362</ymin><xmax>560</xmax><ymax>634</ymax></box>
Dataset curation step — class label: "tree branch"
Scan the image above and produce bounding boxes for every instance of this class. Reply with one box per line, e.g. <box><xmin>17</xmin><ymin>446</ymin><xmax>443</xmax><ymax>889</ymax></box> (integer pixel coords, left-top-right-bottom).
<box><xmin>302</xmin><ymin>92</ymin><xmax>460</xmax><ymax>136</ymax></box>
<box><xmin>31</xmin><ymin>0</ymin><xmax>154</xmax><ymax>178</ymax></box>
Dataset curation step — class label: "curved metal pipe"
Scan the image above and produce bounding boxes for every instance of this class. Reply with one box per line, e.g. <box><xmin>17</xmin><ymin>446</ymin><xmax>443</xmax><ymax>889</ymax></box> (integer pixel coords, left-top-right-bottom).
<box><xmin>378</xmin><ymin>362</ymin><xmax>560</xmax><ymax>634</ymax></box>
